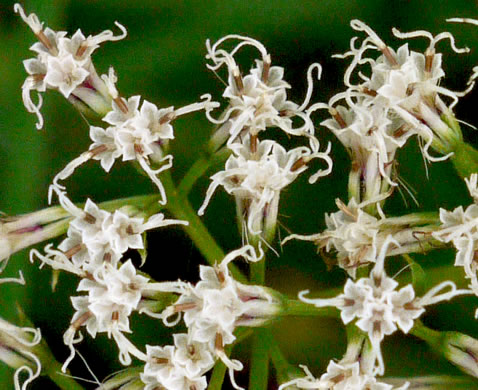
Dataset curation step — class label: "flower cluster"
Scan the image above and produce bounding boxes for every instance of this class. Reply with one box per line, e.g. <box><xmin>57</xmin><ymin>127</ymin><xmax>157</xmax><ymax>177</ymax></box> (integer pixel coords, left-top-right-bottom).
<box><xmin>156</xmin><ymin>246</ymin><xmax>279</xmax><ymax>389</ymax></box>
<box><xmin>200</xmin><ymin>35</ymin><xmax>332</xmax><ymax>243</ymax></box>
<box><xmin>14</xmin><ymin>4</ymin><xmax>127</xmax><ymax>129</ymax></box>
<box><xmin>10</xmin><ymin>4</ymin><xmax>478</xmax><ymax>390</ymax></box>
<box><xmin>433</xmin><ymin>174</ymin><xmax>478</xmax><ymax>309</ymax></box>
<box><xmin>309</xmin><ymin>20</ymin><xmax>469</xmax><ymax>208</ymax></box>
<box><xmin>299</xmin><ymin>236</ymin><xmax>470</xmax><ymax>375</ymax></box>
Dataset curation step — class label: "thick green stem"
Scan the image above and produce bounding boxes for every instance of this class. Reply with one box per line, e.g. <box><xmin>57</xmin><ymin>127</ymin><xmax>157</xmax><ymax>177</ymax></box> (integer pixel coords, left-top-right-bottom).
<box><xmin>281</xmin><ymin>299</ymin><xmax>340</xmax><ymax>318</ymax></box>
<box><xmin>161</xmin><ymin>172</ymin><xmax>247</xmax><ymax>283</ymax></box>
<box><xmin>451</xmin><ymin>142</ymin><xmax>478</xmax><ymax>179</ymax></box>
<box><xmin>46</xmin><ymin>363</ymin><xmax>85</xmax><ymax>390</ymax></box>
<box><xmin>249</xmin><ymin>328</ymin><xmax>270</xmax><ymax>390</ymax></box>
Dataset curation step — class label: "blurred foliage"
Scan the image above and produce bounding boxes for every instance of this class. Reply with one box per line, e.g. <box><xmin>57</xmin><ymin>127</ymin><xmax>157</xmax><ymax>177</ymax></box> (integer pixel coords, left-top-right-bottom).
<box><xmin>1</xmin><ymin>0</ymin><xmax>478</xmax><ymax>388</ymax></box>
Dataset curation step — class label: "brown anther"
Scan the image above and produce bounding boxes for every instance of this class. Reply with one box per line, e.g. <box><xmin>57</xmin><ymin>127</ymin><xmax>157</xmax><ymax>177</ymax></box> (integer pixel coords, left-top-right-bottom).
<box><xmin>351</xmin><ymin>160</ymin><xmax>361</xmax><ymax>172</ymax></box>
<box><xmin>473</xmin><ymin>250</ymin><xmax>478</xmax><ymax>263</ymax></box>
<box><xmin>112</xmin><ymin>311</ymin><xmax>119</xmax><ymax>322</ymax></box>
<box><xmin>279</xmin><ymin>109</ymin><xmax>293</xmax><ymax>117</ymax></box>
<box><xmin>126</xmin><ymin>225</ymin><xmax>135</xmax><ymax>235</ymax></box>
<box><xmin>216</xmin><ymin>269</ymin><xmax>226</xmax><ymax>285</ymax></box>
<box><xmin>134</xmin><ymin>144</ymin><xmax>144</xmax><ymax>155</ymax></box>
<box><xmin>76</xmin><ymin>44</ymin><xmax>88</xmax><ymax>58</ymax></box>
<box><xmin>335</xmin><ymin>198</ymin><xmax>357</xmax><ymax>220</ymax></box>
<box><xmin>114</xmin><ymin>97</ymin><xmax>129</xmax><ymax>114</ymax></box>
<box><xmin>362</xmin><ymin>87</ymin><xmax>377</xmax><ymax>97</ymax></box>
<box><xmin>291</xmin><ymin>157</ymin><xmax>307</xmax><ymax>172</ymax></box>
<box><xmin>71</xmin><ymin>311</ymin><xmax>93</xmax><ymax>330</ymax></box>
<box><xmin>234</xmin><ymin>71</ymin><xmax>244</xmax><ymax>94</ymax></box>
<box><xmin>373</xmin><ymin>321</ymin><xmax>381</xmax><ymax>334</ymax></box>
<box><xmin>104</xmin><ymin>252</ymin><xmax>112</xmax><ymax>263</ymax></box>
<box><xmin>36</xmin><ymin>30</ymin><xmax>56</xmax><ymax>53</ymax></box>
<box><xmin>84</xmin><ymin>271</ymin><xmax>95</xmax><ymax>281</ymax></box>
<box><xmin>174</xmin><ymin>303</ymin><xmax>197</xmax><ymax>312</ymax></box>
<box><xmin>373</xmin><ymin>274</ymin><xmax>382</xmax><ymax>288</ymax></box>
<box><xmin>159</xmin><ymin>112</ymin><xmax>176</xmax><ymax>125</ymax></box>
<box><xmin>187</xmin><ymin>344</ymin><xmax>196</xmax><ymax>356</ymax></box>
<box><xmin>84</xmin><ymin>212</ymin><xmax>96</xmax><ymax>224</ymax></box>
<box><xmin>215</xmin><ymin>333</ymin><xmax>224</xmax><ymax>351</ymax></box>
<box><xmin>425</xmin><ymin>48</ymin><xmax>435</xmax><ymax>74</ymax></box>
<box><xmin>403</xmin><ymin>302</ymin><xmax>417</xmax><ymax>310</ymax></box>
<box><xmin>343</xmin><ymin>298</ymin><xmax>355</xmax><ymax>307</ymax></box>
<box><xmin>381</xmin><ymin>46</ymin><xmax>399</xmax><ymax>68</ymax></box>
<box><xmin>331</xmin><ymin>374</ymin><xmax>345</xmax><ymax>384</ymax></box>
<box><xmin>64</xmin><ymin>243</ymin><xmax>83</xmax><ymax>259</ymax></box>
<box><xmin>393</xmin><ymin>124</ymin><xmax>408</xmax><ymax>138</ymax></box>
<box><xmin>230</xmin><ymin>175</ymin><xmax>240</xmax><ymax>184</ymax></box>
<box><xmin>33</xmin><ymin>73</ymin><xmax>46</xmax><ymax>82</ymax></box>
<box><xmin>329</xmin><ymin>107</ymin><xmax>347</xmax><ymax>129</ymax></box>
<box><xmin>153</xmin><ymin>357</ymin><xmax>170</xmax><ymax>365</ymax></box>
<box><xmin>366</xmin><ymin>125</ymin><xmax>377</xmax><ymax>136</ymax></box>
<box><xmin>406</xmin><ymin>85</ymin><xmax>415</xmax><ymax>96</ymax></box>
<box><xmin>250</xmin><ymin>133</ymin><xmax>258</xmax><ymax>154</ymax></box>
<box><xmin>89</xmin><ymin>144</ymin><xmax>108</xmax><ymax>157</ymax></box>
<box><xmin>261</xmin><ymin>58</ymin><xmax>271</xmax><ymax>84</ymax></box>
<box><xmin>190</xmin><ymin>385</ymin><xmax>197</xmax><ymax>390</ymax></box>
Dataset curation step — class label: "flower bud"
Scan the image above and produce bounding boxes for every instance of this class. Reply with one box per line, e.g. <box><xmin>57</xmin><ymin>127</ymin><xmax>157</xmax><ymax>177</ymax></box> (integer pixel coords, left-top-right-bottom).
<box><xmin>442</xmin><ymin>332</ymin><xmax>478</xmax><ymax>378</ymax></box>
<box><xmin>95</xmin><ymin>367</ymin><xmax>144</xmax><ymax>390</ymax></box>
<box><xmin>1</xmin><ymin>206</ymin><xmax>71</xmax><ymax>268</ymax></box>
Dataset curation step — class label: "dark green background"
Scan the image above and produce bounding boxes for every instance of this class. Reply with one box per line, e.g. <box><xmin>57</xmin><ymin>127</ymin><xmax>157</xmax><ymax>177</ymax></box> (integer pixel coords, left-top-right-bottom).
<box><xmin>1</xmin><ymin>0</ymin><xmax>478</xmax><ymax>388</ymax></box>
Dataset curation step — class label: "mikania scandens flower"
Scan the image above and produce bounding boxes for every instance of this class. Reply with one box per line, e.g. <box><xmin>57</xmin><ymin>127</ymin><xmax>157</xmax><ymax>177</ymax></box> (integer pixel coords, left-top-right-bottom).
<box><xmin>140</xmin><ymin>336</ymin><xmax>213</xmax><ymax>390</ymax></box>
<box><xmin>284</xmin><ymin>198</ymin><xmax>441</xmax><ymax>278</ymax></box>
<box><xmin>433</xmin><ymin>174</ymin><xmax>478</xmax><ymax>287</ymax></box>
<box><xmin>161</xmin><ymin>245</ymin><xmax>277</xmax><ymax>389</ymax></box>
<box><xmin>15</xmin><ymin>3</ymin><xmax>127</xmax><ymax>128</ymax></box>
<box><xmin>280</xmin><ymin>332</ymin><xmax>409</xmax><ymax>390</ymax></box>
<box><xmin>299</xmin><ymin>236</ymin><xmax>470</xmax><ymax>375</ymax></box>
<box><xmin>332</xmin><ymin>19</ymin><xmax>469</xmax><ymax>163</ymax></box>
<box><xmin>0</xmin><ymin>205</ymin><xmax>71</xmax><ymax>275</ymax></box>
<box><xmin>198</xmin><ymin>138</ymin><xmax>332</xmax><ymax>242</ymax></box>
<box><xmin>205</xmin><ymin>35</ymin><xmax>321</xmax><ymax>149</ymax></box>
<box><xmin>49</xmin><ymin>93</ymin><xmax>218</xmax><ymax>205</ymax></box>
<box><xmin>31</xmin><ymin>189</ymin><xmax>188</xmax><ymax>275</ymax></box>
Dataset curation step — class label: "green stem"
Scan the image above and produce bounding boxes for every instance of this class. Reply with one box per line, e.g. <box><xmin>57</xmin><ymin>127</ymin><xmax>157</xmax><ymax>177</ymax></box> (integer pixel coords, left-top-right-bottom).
<box><xmin>281</xmin><ymin>299</ymin><xmax>340</xmax><ymax>318</ymax></box>
<box><xmin>162</xmin><ymin>172</ymin><xmax>247</xmax><ymax>283</ymax></box>
<box><xmin>410</xmin><ymin>321</ymin><xmax>442</xmax><ymax>349</ymax></box>
<box><xmin>451</xmin><ymin>142</ymin><xmax>478</xmax><ymax>179</ymax></box>
<box><xmin>98</xmin><ymin>194</ymin><xmax>162</xmax><ymax>214</ymax></box>
<box><xmin>268</xmin><ymin>333</ymin><xmax>302</xmax><ymax>385</ymax></box>
<box><xmin>46</xmin><ymin>363</ymin><xmax>85</xmax><ymax>390</ymax></box>
<box><xmin>249</xmin><ymin>328</ymin><xmax>270</xmax><ymax>390</ymax></box>
<box><xmin>177</xmin><ymin>147</ymin><xmax>229</xmax><ymax>196</ymax></box>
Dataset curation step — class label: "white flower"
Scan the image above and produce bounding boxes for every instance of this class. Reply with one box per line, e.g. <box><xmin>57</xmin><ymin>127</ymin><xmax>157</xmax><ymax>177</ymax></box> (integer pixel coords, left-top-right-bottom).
<box><xmin>205</xmin><ymin>35</ymin><xmax>320</xmax><ymax>147</ymax></box>
<box><xmin>299</xmin><ymin>236</ymin><xmax>470</xmax><ymax>375</ymax></box>
<box><xmin>433</xmin><ymin>186</ymin><xmax>478</xmax><ymax>282</ymax></box>
<box><xmin>173</xmin><ymin>334</ymin><xmax>214</xmax><ymax>377</ymax></box>
<box><xmin>333</xmin><ymin>20</ymin><xmax>469</xmax><ymax>163</ymax></box>
<box><xmin>199</xmin><ymin>139</ymin><xmax>331</xmax><ymax>235</ymax></box>
<box><xmin>43</xmin><ymin>55</ymin><xmax>89</xmax><ymax>97</ymax></box>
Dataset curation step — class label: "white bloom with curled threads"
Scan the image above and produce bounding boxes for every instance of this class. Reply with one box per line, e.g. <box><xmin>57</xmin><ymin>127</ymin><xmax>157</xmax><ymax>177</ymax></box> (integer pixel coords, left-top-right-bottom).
<box><xmin>15</xmin><ymin>3</ymin><xmax>127</xmax><ymax>129</ymax></box>
<box><xmin>205</xmin><ymin>34</ymin><xmax>321</xmax><ymax>147</ymax></box>
<box><xmin>299</xmin><ymin>236</ymin><xmax>471</xmax><ymax>375</ymax></box>
<box><xmin>198</xmin><ymin>139</ymin><xmax>332</xmax><ymax>235</ymax></box>
<box><xmin>50</xmin><ymin>94</ymin><xmax>217</xmax><ymax>205</ymax></box>
<box><xmin>334</xmin><ymin>19</ymin><xmax>469</xmax><ymax>162</ymax></box>
<box><xmin>279</xmin><ymin>361</ymin><xmax>409</xmax><ymax>390</ymax></box>
<box><xmin>434</xmin><ymin>175</ymin><xmax>478</xmax><ymax>283</ymax></box>
<box><xmin>162</xmin><ymin>245</ymin><xmax>275</xmax><ymax>390</ymax></box>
